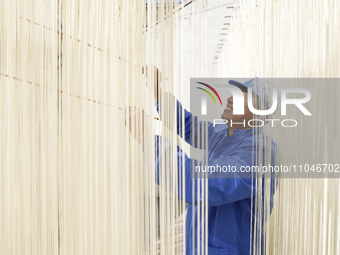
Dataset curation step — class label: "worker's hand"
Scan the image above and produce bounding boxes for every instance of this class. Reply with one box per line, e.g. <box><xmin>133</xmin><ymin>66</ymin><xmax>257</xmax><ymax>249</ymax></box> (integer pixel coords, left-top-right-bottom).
<box><xmin>125</xmin><ymin>106</ymin><xmax>145</xmax><ymax>144</ymax></box>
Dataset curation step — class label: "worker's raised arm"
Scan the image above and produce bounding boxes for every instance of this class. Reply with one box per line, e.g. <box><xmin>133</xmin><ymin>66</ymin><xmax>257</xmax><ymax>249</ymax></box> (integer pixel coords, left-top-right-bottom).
<box><xmin>154</xmin><ymin>88</ymin><xmax>214</xmax><ymax>149</ymax></box>
<box><xmin>144</xmin><ymin>65</ymin><xmax>215</xmax><ymax>148</ymax></box>
<box><xmin>175</xmin><ymin>100</ymin><xmax>214</xmax><ymax>149</ymax></box>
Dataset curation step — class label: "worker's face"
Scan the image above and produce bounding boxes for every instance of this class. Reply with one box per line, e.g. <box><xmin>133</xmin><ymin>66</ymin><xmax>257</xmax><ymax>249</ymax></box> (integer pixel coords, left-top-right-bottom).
<box><xmin>221</xmin><ymin>92</ymin><xmax>254</xmax><ymax>124</ymax></box>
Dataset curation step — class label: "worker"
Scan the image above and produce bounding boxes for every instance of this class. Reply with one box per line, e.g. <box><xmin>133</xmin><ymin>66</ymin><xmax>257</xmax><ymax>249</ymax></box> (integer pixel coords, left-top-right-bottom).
<box><xmin>154</xmin><ymin>78</ymin><xmax>278</xmax><ymax>255</ymax></box>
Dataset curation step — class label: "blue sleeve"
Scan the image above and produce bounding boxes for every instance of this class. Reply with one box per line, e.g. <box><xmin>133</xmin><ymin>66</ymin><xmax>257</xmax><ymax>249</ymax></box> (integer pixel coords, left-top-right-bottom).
<box><xmin>156</xmin><ymin>99</ymin><xmax>213</xmax><ymax>148</ymax></box>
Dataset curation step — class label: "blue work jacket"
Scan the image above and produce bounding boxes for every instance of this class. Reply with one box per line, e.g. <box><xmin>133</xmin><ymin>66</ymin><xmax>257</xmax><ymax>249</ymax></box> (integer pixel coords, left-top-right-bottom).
<box><xmin>156</xmin><ymin>101</ymin><xmax>277</xmax><ymax>255</ymax></box>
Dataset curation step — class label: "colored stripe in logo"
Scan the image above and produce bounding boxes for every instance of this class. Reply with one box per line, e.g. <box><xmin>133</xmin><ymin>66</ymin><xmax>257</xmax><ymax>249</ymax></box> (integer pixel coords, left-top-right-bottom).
<box><xmin>196</xmin><ymin>82</ymin><xmax>223</xmax><ymax>106</ymax></box>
